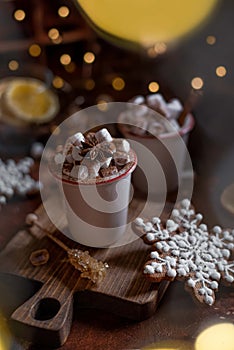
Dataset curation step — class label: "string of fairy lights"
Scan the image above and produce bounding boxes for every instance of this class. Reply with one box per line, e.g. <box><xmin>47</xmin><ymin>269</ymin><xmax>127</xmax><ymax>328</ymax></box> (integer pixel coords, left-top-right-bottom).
<box><xmin>3</xmin><ymin>3</ymin><xmax>228</xmax><ymax>99</ymax></box>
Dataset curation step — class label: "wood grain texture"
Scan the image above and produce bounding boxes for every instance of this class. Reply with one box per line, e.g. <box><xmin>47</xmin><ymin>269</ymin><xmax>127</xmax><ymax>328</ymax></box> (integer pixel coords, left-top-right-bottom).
<box><xmin>0</xmin><ymin>196</ymin><xmax>171</xmax><ymax>347</ymax></box>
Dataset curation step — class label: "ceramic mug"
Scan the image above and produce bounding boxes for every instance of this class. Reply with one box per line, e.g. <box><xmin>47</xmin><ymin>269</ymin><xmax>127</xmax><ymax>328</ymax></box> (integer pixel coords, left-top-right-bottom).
<box><xmin>117</xmin><ymin>113</ymin><xmax>194</xmax><ymax>196</ymax></box>
<box><xmin>50</xmin><ymin>150</ymin><xmax>137</xmax><ymax>248</ymax></box>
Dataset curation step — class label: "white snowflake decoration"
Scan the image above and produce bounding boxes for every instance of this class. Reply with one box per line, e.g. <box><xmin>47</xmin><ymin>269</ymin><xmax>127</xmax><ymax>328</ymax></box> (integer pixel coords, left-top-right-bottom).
<box><xmin>134</xmin><ymin>199</ymin><xmax>234</xmax><ymax>305</ymax></box>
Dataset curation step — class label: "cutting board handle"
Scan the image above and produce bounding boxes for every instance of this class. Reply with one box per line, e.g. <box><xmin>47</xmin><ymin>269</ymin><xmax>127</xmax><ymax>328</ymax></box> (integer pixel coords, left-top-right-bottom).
<box><xmin>11</xmin><ymin>276</ymin><xmax>74</xmax><ymax>347</ymax></box>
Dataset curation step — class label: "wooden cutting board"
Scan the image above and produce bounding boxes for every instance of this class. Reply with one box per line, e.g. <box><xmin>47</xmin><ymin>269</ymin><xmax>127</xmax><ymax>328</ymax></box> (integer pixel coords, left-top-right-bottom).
<box><xmin>0</xmin><ymin>196</ymin><xmax>171</xmax><ymax>348</ymax></box>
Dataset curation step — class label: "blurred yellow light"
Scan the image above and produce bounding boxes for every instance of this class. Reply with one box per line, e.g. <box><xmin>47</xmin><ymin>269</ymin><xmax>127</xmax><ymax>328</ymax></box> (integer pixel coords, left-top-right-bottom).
<box><xmin>83</xmin><ymin>52</ymin><xmax>95</xmax><ymax>64</ymax></box>
<box><xmin>112</xmin><ymin>77</ymin><xmax>125</xmax><ymax>91</ymax></box>
<box><xmin>206</xmin><ymin>35</ymin><xmax>216</xmax><ymax>45</ymax></box>
<box><xmin>8</xmin><ymin>60</ymin><xmax>19</xmax><ymax>71</ymax></box>
<box><xmin>148</xmin><ymin>81</ymin><xmax>160</xmax><ymax>93</ymax></box>
<box><xmin>97</xmin><ymin>94</ymin><xmax>113</xmax><ymax>103</ymax></box>
<box><xmin>154</xmin><ymin>42</ymin><xmax>167</xmax><ymax>54</ymax></box>
<box><xmin>147</xmin><ymin>47</ymin><xmax>158</xmax><ymax>58</ymax></box>
<box><xmin>216</xmin><ymin>65</ymin><xmax>227</xmax><ymax>77</ymax></box>
<box><xmin>58</xmin><ymin>6</ymin><xmax>70</xmax><ymax>18</ymax></box>
<box><xmin>97</xmin><ymin>100</ymin><xmax>108</xmax><ymax>111</ymax></box>
<box><xmin>65</xmin><ymin>62</ymin><xmax>76</xmax><ymax>73</ymax></box>
<box><xmin>28</xmin><ymin>44</ymin><xmax>41</xmax><ymax>57</ymax></box>
<box><xmin>0</xmin><ymin>313</ymin><xmax>11</xmax><ymax>349</ymax></box>
<box><xmin>48</xmin><ymin>28</ymin><xmax>60</xmax><ymax>40</ymax></box>
<box><xmin>191</xmin><ymin>77</ymin><xmax>204</xmax><ymax>90</ymax></box>
<box><xmin>52</xmin><ymin>36</ymin><xmax>63</xmax><ymax>44</ymax></box>
<box><xmin>60</xmin><ymin>54</ymin><xmax>71</xmax><ymax>65</ymax></box>
<box><xmin>84</xmin><ymin>79</ymin><xmax>95</xmax><ymax>90</ymax></box>
<box><xmin>195</xmin><ymin>323</ymin><xmax>234</xmax><ymax>350</ymax></box>
<box><xmin>52</xmin><ymin>76</ymin><xmax>64</xmax><ymax>89</ymax></box>
<box><xmin>14</xmin><ymin>9</ymin><xmax>25</xmax><ymax>21</ymax></box>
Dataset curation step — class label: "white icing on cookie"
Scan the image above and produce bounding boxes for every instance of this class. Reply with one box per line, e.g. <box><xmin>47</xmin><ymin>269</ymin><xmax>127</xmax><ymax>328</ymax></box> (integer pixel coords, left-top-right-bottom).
<box><xmin>136</xmin><ymin>199</ymin><xmax>234</xmax><ymax>305</ymax></box>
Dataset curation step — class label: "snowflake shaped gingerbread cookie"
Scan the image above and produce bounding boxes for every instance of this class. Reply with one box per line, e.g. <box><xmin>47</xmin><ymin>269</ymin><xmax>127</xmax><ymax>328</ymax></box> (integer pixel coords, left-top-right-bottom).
<box><xmin>134</xmin><ymin>199</ymin><xmax>234</xmax><ymax>305</ymax></box>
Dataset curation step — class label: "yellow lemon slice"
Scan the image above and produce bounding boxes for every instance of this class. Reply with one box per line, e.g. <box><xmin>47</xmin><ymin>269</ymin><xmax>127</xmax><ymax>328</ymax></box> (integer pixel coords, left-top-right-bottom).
<box><xmin>4</xmin><ymin>78</ymin><xmax>59</xmax><ymax>123</ymax></box>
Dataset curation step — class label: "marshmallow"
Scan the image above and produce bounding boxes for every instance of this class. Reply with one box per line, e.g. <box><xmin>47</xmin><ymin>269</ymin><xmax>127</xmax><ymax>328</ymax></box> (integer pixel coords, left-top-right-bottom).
<box><xmin>65</xmin><ymin>153</ymin><xmax>74</xmax><ymax>164</ymax></box>
<box><xmin>71</xmin><ymin>146</ymin><xmax>83</xmax><ymax>161</ymax></box>
<box><xmin>168</xmin><ymin>119</ymin><xmax>180</xmax><ymax>131</ymax></box>
<box><xmin>54</xmin><ymin>153</ymin><xmax>66</xmax><ymax>165</ymax></box>
<box><xmin>78</xmin><ymin>165</ymin><xmax>89</xmax><ymax>180</ymax></box>
<box><xmin>113</xmin><ymin>139</ymin><xmax>130</xmax><ymax>153</ymax></box>
<box><xmin>63</xmin><ymin>142</ymin><xmax>72</xmax><ymax>156</ymax></box>
<box><xmin>56</xmin><ymin>145</ymin><xmax>64</xmax><ymax>153</ymax></box>
<box><xmin>67</xmin><ymin>132</ymin><xmax>85</xmax><ymax>147</ymax></box>
<box><xmin>70</xmin><ymin>165</ymin><xmax>88</xmax><ymax>180</ymax></box>
<box><xmin>63</xmin><ymin>133</ymin><xmax>85</xmax><ymax>156</ymax></box>
<box><xmin>101</xmin><ymin>157</ymin><xmax>112</xmax><ymax>169</ymax></box>
<box><xmin>82</xmin><ymin>159</ymin><xmax>101</xmax><ymax>179</ymax></box>
<box><xmin>135</xmin><ymin>105</ymin><xmax>149</xmax><ymax>118</ymax></box>
<box><xmin>147</xmin><ymin>121</ymin><xmax>166</xmax><ymax>136</ymax></box>
<box><xmin>167</xmin><ymin>98</ymin><xmax>183</xmax><ymax>119</ymax></box>
<box><xmin>130</xmin><ymin>95</ymin><xmax>145</xmax><ymax>105</ymax></box>
<box><xmin>146</xmin><ymin>93</ymin><xmax>168</xmax><ymax>117</ymax></box>
<box><xmin>95</xmin><ymin>128</ymin><xmax>113</xmax><ymax>143</ymax></box>
<box><xmin>146</xmin><ymin>94</ymin><xmax>162</xmax><ymax>109</ymax></box>
<box><xmin>131</xmin><ymin>118</ymin><xmax>148</xmax><ymax>135</ymax></box>
<box><xmin>147</xmin><ymin>93</ymin><xmax>166</xmax><ymax>107</ymax></box>
<box><xmin>70</xmin><ymin>165</ymin><xmax>79</xmax><ymax>179</ymax></box>
<box><xmin>100</xmin><ymin>141</ymin><xmax>116</xmax><ymax>152</ymax></box>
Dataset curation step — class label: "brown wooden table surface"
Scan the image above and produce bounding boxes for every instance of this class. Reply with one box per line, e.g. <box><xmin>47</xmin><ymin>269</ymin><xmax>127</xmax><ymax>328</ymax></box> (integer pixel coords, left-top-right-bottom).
<box><xmin>0</xmin><ymin>0</ymin><xmax>234</xmax><ymax>349</ymax></box>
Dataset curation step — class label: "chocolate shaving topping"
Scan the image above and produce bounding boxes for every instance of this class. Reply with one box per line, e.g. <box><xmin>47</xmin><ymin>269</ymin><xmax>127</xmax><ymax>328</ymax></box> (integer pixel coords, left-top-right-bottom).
<box><xmin>100</xmin><ymin>165</ymin><xmax>118</xmax><ymax>178</ymax></box>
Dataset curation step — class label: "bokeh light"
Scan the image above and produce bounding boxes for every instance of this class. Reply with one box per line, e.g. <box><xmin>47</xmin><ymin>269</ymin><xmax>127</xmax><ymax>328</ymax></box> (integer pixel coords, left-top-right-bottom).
<box><xmin>206</xmin><ymin>35</ymin><xmax>216</xmax><ymax>45</ymax></box>
<box><xmin>8</xmin><ymin>60</ymin><xmax>19</xmax><ymax>71</ymax></box>
<box><xmin>191</xmin><ymin>77</ymin><xmax>204</xmax><ymax>90</ymax></box>
<box><xmin>216</xmin><ymin>65</ymin><xmax>227</xmax><ymax>77</ymax></box>
<box><xmin>154</xmin><ymin>41</ymin><xmax>167</xmax><ymax>54</ymax></box>
<box><xmin>112</xmin><ymin>77</ymin><xmax>125</xmax><ymax>91</ymax></box>
<box><xmin>195</xmin><ymin>323</ymin><xmax>234</xmax><ymax>350</ymax></box>
<box><xmin>52</xmin><ymin>76</ymin><xmax>64</xmax><ymax>89</ymax></box>
<box><xmin>48</xmin><ymin>28</ymin><xmax>60</xmax><ymax>41</ymax></box>
<box><xmin>83</xmin><ymin>52</ymin><xmax>95</xmax><ymax>64</ymax></box>
<box><xmin>58</xmin><ymin>6</ymin><xmax>70</xmax><ymax>18</ymax></box>
<box><xmin>65</xmin><ymin>62</ymin><xmax>76</xmax><ymax>73</ymax></box>
<box><xmin>147</xmin><ymin>47</ymin><xmax>158</xmax><ymax>58</ymax></box>
<box><xmin>60</xmin><ymin>54</ymin><xmax>71</xmax><ymax>65</ymax></box>
<box><xmin>148</xmin><ymin>81</ymin><xmax>160</xmax><ymax>93</ymax></box>
<box><xmin>28</xmin><ymin>44</ymin><xmax>41</xmax><ymax>57</ymax></box>
<box><xmin>13</xmin><ymin>9</ymin><xmax>25</xmax><ymax>21</ymax></box>
<box><xmin>84</xmin><ymin>79</ymin><xmax>95</xmax><ymax>90</ymax></box>
<box><xmin>97</xmin><ymin>100</ymin><xmax>108</xmax><ymax>111</ymax></box>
